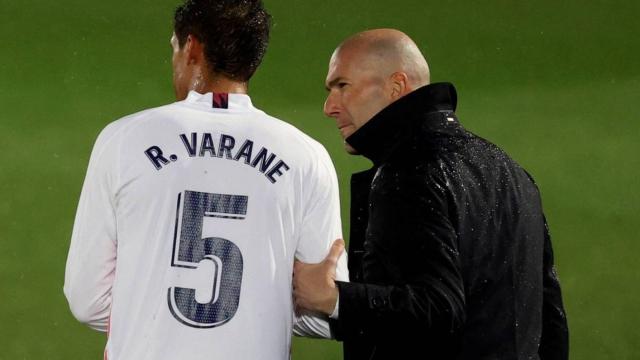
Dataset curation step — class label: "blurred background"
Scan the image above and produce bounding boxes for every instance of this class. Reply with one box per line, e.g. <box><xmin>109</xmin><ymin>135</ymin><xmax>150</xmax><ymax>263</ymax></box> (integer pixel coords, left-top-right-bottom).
<box><xmin>0</xmin><ymin>0</ymin><xmax>638</xmax><ymax>358</ymax></box>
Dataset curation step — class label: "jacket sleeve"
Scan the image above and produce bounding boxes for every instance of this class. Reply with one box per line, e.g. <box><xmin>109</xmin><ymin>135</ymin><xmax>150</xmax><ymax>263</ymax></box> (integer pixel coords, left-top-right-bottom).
<box><xmin>331</xmin><ymin>166</ymin><xmax>465</xmax><ymax>342</ymax></box>
<box><xmin>538</xmin><ymin>215</ymin><xmax>569</xmax><ymax>360</ymax></box>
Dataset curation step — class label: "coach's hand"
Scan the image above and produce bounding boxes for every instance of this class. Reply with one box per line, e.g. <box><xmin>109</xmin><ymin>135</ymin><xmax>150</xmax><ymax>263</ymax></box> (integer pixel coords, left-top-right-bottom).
<box><xmin>293</xmin><ymin>239</ymin><xmax>344</xmax><ymax>316</ymax></box>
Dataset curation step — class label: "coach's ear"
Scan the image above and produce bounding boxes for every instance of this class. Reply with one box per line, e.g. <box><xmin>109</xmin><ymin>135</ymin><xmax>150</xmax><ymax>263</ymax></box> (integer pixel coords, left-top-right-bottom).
<box><xmin>185</xmin><ymin>34</ymin><xmax>205</xmax><ymax>66</ymax></box>
<box><xmin>389</xmin><ymin>72</ymin><xmax>409</xmax><ymax>100</ymax></box>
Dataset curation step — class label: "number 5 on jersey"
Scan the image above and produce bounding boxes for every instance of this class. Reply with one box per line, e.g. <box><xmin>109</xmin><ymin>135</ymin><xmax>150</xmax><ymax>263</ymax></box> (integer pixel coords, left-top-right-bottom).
<box><xmin>168</xmin><ymin>190</ymin><xmax>248</xmax><ymax>328</ymax></box>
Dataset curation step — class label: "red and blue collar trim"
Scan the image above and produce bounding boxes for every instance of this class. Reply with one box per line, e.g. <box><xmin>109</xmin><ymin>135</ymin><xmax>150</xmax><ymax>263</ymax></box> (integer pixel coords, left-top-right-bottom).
<box><xmin>212</xmin><ymin>92</ymin><xmax>229</xmax><ymax>109</ymax></box>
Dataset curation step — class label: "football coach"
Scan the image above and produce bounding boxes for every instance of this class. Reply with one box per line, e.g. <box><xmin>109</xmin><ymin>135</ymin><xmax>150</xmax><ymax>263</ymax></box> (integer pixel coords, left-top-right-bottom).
<box><xmin>293</xmin><ymin>29</ymin><xmax>569</xmax><ymax>359</ymax></box>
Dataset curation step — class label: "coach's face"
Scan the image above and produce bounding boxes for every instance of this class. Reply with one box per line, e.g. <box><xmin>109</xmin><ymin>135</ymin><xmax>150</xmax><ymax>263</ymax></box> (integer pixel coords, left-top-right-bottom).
<box><xmin>171</xmin><ymin>33</ymin><xmax>192</xmax><ymax>100</ymax></box>
<box><xmin>323</xmin><ymin>48</ymin><xmax>395</xmax><ymax>154</ymax></box>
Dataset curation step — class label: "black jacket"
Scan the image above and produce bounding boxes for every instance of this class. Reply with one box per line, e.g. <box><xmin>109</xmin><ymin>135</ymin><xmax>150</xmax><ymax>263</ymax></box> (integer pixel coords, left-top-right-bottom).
<box><xmin>330</xmin><ymin>83</ymin><xmax>568</xmax><ymax>360</ymax></box>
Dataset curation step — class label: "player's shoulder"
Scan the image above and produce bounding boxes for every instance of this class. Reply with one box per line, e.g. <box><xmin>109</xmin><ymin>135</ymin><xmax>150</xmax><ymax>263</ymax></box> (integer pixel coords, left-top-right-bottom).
<box><xmin>102</xmin><ymin>104</ymin><xmax>174</xmax><ymax>135</ymax></box>
<box><xmin>258</xmin><ymin>111</ymin><xmax>330</xmax><ymax>159</ymax></box>
<box><xmin>92</xmin><ymin>103</ymin><xmax>177</xmax><ymax>149</ymax></box>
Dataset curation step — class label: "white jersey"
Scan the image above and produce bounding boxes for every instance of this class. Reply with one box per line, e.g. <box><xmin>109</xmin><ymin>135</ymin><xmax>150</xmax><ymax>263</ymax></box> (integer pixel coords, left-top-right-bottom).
<box><xmin>64</xmin><ymin>91</ymin><xmax>348</xmax><ymax>360</ymax></box>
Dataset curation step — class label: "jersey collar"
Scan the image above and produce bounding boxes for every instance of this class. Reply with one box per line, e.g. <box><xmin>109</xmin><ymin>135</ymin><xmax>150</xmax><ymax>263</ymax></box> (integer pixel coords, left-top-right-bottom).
<box><xmin>184</xmin><ymin>90</ymin><xmax>256</xmax><ymax>111</ymax></box>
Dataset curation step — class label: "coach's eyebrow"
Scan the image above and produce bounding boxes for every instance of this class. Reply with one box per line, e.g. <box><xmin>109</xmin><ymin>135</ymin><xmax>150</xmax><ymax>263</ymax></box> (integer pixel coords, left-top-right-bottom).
<box><xmin>325</xmin><ymin>77</ymin><xmax>345</xmax><ymax>91</ymax></box>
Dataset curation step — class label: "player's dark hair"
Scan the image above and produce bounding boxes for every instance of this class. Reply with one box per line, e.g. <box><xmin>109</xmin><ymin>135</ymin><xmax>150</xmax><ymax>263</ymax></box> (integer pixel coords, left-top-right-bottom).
<box><xmin>174</xmin><ymin>0</ymin><xmax>271</xmax><ymax>82</ymax></box>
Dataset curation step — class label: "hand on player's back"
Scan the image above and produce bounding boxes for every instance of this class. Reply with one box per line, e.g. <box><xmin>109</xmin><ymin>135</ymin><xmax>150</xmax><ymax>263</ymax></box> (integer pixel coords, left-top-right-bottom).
<box><xmin>293</xmin><ymin>239</ymin><xmax>344</xmax><ymax>316</ymax></box>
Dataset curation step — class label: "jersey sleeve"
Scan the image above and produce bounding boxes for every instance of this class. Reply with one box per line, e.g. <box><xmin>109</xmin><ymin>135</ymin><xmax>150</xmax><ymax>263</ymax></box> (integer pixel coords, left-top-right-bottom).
<box><xmin>292</xmin><ymin>144</ymin><xmax>348</xmax><ymax>339</ymax></box>
<box><xmin>63</xmin><ymin>124</ymin><xmax>121</xmax><ymax>332</ymax></box>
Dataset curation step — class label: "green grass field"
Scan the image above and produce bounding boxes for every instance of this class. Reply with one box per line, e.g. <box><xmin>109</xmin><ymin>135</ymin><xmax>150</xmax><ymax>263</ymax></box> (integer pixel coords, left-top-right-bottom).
<box><xmin>1</xmin><ymin>0</ymin><xmax>638</xmax><ymax>358</ymax></box>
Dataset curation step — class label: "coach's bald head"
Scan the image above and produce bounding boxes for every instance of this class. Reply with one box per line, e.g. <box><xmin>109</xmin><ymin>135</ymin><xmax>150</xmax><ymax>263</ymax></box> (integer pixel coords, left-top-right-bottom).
<box><xmin>324</xmin><ymin>29</ymin><xmax>430</xmax><ymax>154</ymax></box>
<box><xmin>336</xmin><ymin>29</ymin><xmax>430</xmax><ymax>89</ymax></box>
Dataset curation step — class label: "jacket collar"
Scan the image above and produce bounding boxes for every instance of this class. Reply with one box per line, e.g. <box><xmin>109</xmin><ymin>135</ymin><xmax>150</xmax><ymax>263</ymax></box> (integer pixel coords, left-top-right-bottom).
<box><xmin>345</xmin><ymin>82</ymin><xmax>458</xmax><ymax>165</ymax></box>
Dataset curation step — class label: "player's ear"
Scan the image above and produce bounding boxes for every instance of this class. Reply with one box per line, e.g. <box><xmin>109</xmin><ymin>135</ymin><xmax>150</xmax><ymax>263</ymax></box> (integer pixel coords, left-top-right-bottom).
<box><xmin>389</xmin><ymin>72</ymin><xmax>409</xmax><ymax>100</ymax></box>
<box><xmin>185</xmin><ymin>34</ymin><xmax>204</xmax><ymax>65</ymax></box>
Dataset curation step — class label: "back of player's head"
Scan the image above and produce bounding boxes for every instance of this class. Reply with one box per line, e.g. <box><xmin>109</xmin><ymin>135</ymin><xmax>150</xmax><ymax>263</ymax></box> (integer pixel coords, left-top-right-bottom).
<box><xmin>174</xmin><ymin>0</ymin><xmax>271</xmax><ymax>82</ymax></box>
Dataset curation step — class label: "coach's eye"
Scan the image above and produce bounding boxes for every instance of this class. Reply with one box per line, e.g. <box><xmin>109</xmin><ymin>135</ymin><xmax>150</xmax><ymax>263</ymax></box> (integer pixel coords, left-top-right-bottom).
<box><xmin>338</xmin><ymin>82</ymin><xmax>349</xmax><ymax>89</ymax></box>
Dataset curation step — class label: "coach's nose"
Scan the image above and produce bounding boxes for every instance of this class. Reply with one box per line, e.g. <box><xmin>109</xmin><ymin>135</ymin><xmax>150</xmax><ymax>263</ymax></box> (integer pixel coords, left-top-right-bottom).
<box><xmin>323</xmin><ymin>91</ymin><xmax>340</xmax><ymax>119</ymax></box>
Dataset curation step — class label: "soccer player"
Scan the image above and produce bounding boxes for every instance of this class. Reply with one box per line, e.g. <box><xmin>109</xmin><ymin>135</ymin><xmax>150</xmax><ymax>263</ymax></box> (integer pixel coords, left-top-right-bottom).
<box><xmin>63</xmin><ymin>1</ymin><xmax>347</xmax><ymax>359</ymax></box>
